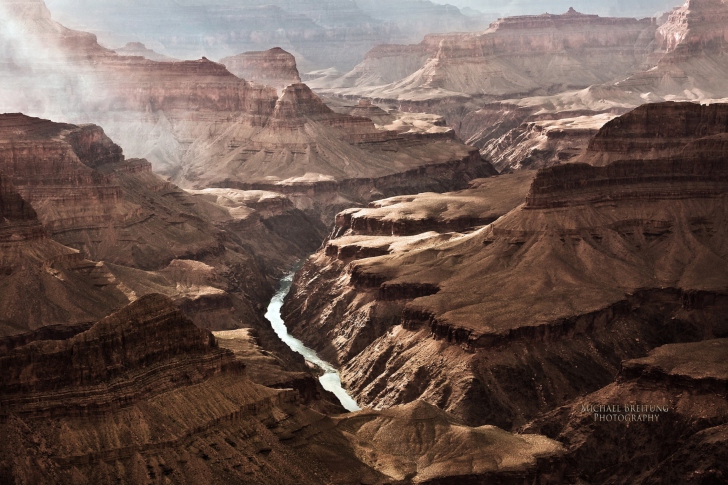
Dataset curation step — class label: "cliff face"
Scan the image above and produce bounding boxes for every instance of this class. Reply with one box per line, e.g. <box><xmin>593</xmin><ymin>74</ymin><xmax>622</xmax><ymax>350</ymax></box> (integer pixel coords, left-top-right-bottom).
<box><xmin>581</xmin><ymin>101</ymin><xmax>728</xmax><ymax>165</ymax></box>
<box><xmin>41</xmin><ymin>0</ymin><xmax>490</xmax><ymax>71</ymax></box>
<box><xmin>0</xmin><ymin>113</ymin><xmax>331</xmax><ymax>341</ymax></box>
<box><xmin>282</xmin><ymin>103</ymin><xmax>728</xmax><ymax>435</ymax></box>
<box><xmin>0</xmin><ymin>170</ymin><xmax>131</xmax><ymax>336</ymax></box>
<box><xmin>221</xmin><ymin>47</ymin><xmax>301</xmax><ymax>93</ymax></box>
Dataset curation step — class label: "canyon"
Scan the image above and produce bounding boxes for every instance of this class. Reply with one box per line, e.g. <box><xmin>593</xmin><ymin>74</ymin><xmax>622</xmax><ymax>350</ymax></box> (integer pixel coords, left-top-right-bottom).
<box><xmin>0</xmin><ymin>0</ymin><xmax>496</xmax><ymax>224</ymax></box>
<box><xmin>1</xmin><ymin>0</ymin><xmax>727</xmax><ymax>482</ymax></box>
<box><xmin>282</xmin><ymin>101</ymin><xmax>728</xmax><ymax>481</ymax></box>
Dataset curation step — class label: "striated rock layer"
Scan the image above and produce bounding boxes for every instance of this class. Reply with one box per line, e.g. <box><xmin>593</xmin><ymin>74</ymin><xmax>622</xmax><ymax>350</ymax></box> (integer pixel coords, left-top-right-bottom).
<box><xmin>0</xmin><ymin>295</ymin><xmax>565</xmax><ymax>484</ymax></box>
<box><xmin>282</xmin><ymin>102</ymin><xmax>728</xmax><ymax>432</ymax></box>
<box><xmin>311</xmin><ymin>8</ymin><xmax>657</xmax><ymax>101</ymax></box>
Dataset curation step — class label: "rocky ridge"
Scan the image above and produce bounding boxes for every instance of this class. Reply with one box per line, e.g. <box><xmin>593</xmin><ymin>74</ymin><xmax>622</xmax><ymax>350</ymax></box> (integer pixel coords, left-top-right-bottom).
<box><xmin>524</xmin><ymin>338</ymin><xmax>728</xmax><ymax>483</ymax></box>
<box><xmin>1</xmin><ymin>0</ymin><xmax>495</xmax><ymax>224</ymax></box>
<box><xmin>311</xmin><ymin>8</ymin><xmax>657</xmax><ymax>101</ymax></box>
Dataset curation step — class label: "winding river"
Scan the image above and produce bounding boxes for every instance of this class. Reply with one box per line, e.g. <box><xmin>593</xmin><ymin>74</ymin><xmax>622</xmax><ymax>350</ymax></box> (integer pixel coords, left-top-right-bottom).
<box><xmin>265</xmin><ymin>272</ymin><xmax>361</xmax><ymax>412</ymax></box>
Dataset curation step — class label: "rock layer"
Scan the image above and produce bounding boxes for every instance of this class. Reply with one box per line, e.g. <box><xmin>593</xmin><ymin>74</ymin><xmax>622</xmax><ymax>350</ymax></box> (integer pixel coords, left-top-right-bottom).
<box><xmin>0</xmin><ymin>295</ymin><xmax>565</xmax><ymax>484</ymax></box>
<box><xmin>1</xmin><ymin>1</ymin><xmax>494</xmax><ymax>224</ymax></box>
<box><xmin>312</xmin><ymin>8</ymin><xmax>657</xmax><ymax>101</ymax></box>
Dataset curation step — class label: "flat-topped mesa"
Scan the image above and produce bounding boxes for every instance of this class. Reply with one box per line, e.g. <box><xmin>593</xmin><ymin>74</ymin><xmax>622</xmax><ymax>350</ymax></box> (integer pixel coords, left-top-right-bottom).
<box><xmin>657</xmin><ymin>0</ymin><xmax>728</xmax><ymax>54</ymax></box>
<box><xmin>113</xmin><ymin>42</ymin><xmax>177</xmax><ymax>62</ymax></box>
<box><xmin>489</xmin><ymin>7</ymin><xmax>647</xmax><ymax>30</ymax></box>
<box><xmin>101</xmin><ymin>57</ymin><xmax>279</xmax><ymax>117</ymax></box>
<box><xmin>221</xmin><ymin>47</ymin><xmax>301</xmax><ymax>92</ymax></box>
<box><xmin>527</xmin><ymin>102</ymin><xmax>728</xmax><ymax>208</ymax></box>
<box><xmin>434</xmin><ymin>10</ymin><xmax>655</xmax><ymax>58</ymax></box>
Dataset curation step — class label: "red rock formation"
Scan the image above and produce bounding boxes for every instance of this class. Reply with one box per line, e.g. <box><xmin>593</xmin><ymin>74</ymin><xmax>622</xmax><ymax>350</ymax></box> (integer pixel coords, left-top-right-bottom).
<box><xmin>221</xmin><ymin>47</ymin><xmax>301</xmax><ymax>92</ymax></box>
<box><xmin>0</xmin><ymin>294</ymin><xmax>565</xmax><ymax>484</ymax></box>
<box><xmin>582</xmin><ymin>100</ymin><xmax>728</xmax><ymax>164</ymax></box>
<box><xmin>113</xmin><ymin>42</ymin><xmax>177</xmax><ymax>62</ymax></box>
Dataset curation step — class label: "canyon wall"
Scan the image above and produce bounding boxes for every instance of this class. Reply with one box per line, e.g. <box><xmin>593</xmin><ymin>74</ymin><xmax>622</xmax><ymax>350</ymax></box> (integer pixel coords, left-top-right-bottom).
<box><xmin>0</xmin><ymin>294</ymin><xmax>566</xmax><ymax>484</ymax></box>
<box><xmin>282</xmin><ymin>103</ymin><xmax>728</xmax><ymax>437</ymax></box>
<box><xmin>313</xmin><ymin>8</ymin><xmax>657</xmax><ymax>101</ymax></box>
<box><xmin>0</xmin><ymin>0</ymin><xmax>494</xmax><ymax>224</ymax></box>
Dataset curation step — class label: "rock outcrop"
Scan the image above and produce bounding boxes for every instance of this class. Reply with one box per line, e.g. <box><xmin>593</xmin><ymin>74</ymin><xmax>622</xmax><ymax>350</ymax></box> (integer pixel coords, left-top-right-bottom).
<box><xmin>282</xmin><ymin>102</ymin><xmax>728</xmax><ymax>433</ymax></box>
<box><xmin>0</xmin><ymin>112</ymin><xmax>330</xmax><ymax>349</ymax></box>
<box><xmin>221</xmin><ymin>47</ymin><xmax>301</xmax><ymax>92</ymax></box>
<box><xmin>42</xmin><ymin>0</ymin><xmax>490</xmax><ymax>71</ymax></box>
<box><xmin>113</xmin><ymin>42</ymin><xmax>177</xmax><ymax>62</ymax></box>
<box><xmin>525</xmin><ymin>339</ymin><xmax>728</xmax><ymax>483</ymax></box>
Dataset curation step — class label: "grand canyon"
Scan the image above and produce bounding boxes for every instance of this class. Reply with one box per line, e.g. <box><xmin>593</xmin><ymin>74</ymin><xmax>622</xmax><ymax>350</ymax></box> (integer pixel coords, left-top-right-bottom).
<box><xmin>0</xmin><ymin>0</ymin><xmax>726</xmax><ymax>483</ymax></box>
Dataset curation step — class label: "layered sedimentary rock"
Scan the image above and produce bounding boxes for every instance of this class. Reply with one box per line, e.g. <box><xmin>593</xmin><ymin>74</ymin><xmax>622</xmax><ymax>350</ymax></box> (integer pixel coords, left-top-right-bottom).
<box><xmin>221</xmin><ymin>47</ymin><xmax>301</xmax><ymax>92</ymax></box>
<box><xmin>312</xmin><ymin>8</ymin><xmax>657</xmax><ymax>101</ymax></box>
<box><xmin>525</xmin><ymin>339</ymin><xmax>728</xmax><ymax>483</ymax></box>
<box><xmin>113</xmin><ymin>42</ymin><xmax>177</xmax><ymax>62</ymax></box>
<box><xmin>0</xmin><ymin>171</ymin><xmax>129</xmax><ymax>336</ymax></box>
<box><xmin>170</xmin><ymin>82</ymin><xmax>496</xmax><ymax>221</ymax></box>
<box><xmin>580</xmin><ymin>100</ymin><xmax>728</xmax><ymax>165</ymax></box>
<box><xmin>618</xmin><ymin>0</ymin><xmax>728</xmax><ymax>97</ymax></box>
<box><xmin>282</xmin><ymin>102</ymin><xmax>728</xmax><ymax>432</ymax></box>
<box><xmin>0</xmin><ymin>295</ymin><xmax>565</xmax><ymax>484</ymax></box>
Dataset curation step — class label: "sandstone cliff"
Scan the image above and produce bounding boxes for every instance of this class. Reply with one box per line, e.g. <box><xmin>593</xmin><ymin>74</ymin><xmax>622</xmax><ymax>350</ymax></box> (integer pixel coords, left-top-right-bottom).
<box><xmin>312</xmin><ymin>8</ymin><xmax>657</xmax><ymax>101</ymax></box>
<box><xmin>1</xmin><ymin>0</ymin><xmax>494</xmax><ymax>224</ymax></box>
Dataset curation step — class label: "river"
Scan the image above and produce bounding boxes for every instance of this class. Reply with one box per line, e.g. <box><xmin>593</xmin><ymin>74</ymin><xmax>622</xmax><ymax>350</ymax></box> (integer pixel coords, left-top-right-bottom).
<box><xmin>265</xmin><ymin>272</ymin><xmax>361</xmax><ymax>412</ymax></box>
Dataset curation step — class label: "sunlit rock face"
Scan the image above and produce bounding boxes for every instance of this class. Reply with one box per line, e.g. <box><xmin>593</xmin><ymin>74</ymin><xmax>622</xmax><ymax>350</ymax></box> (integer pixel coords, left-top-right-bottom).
<box><xmin>282</xmin><ymin>102</ymin><xmax>728</xmax><ymax>434</ymax></box>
